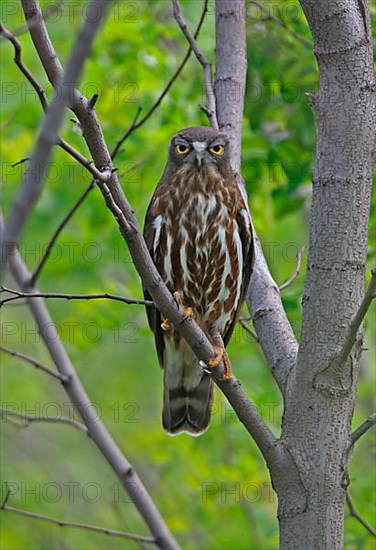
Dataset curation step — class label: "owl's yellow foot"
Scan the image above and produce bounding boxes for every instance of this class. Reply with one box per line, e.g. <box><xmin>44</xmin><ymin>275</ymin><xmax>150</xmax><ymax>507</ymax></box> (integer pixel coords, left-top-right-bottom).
<box><xmin>173</xmin><ymin>291</ymin><xmax>193</xmax><ymax>320</ymax></box>
<box><xmin>208</xmin><ymin>346</ymin><xmax>233</xmax><ymax>380</ymax></box>
<box><xmin>161</xmin><ymin>318</ymin><xmax>172</xmax><ymax>331</ymax></box>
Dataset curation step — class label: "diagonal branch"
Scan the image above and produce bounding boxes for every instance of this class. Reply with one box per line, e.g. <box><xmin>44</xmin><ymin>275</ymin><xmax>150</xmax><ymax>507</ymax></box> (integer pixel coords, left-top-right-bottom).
<box><xmin>346</xmin><ymin>490</ymin><xmax>376</xmax><ymax>537</ymax></box>
<box><xmin>349</xmin><ymin>412</ymin><xmax>376</xmax><ymax>450</ymax></box>
<box><xmin>336</xmin><ymin>268</ymin><xmax>376</xmax><ymax>366</ymax></box>
<box><xmin>0</xmin><ymin>344</ymin><xmax>64</xmax><ymax>381</ymax></box>
<box><xmin>248</xmin><ymin>1</ymin><xmax>312</xmax><ymax>48</ymax></box>
<box><xmin>172</xmin><ymin>0</ymin><xmax>218</xmax><ymax>128</ymax></box>
<box><xmin>0</xmin><ymin>286</ymin><xmax>152</xmax><ymax>308</ymax></box>
<box><xmin>1</xmin><ymin>485</ymin><xmax>155</xmax><ymax>544</ymax></box>
<box><xmin>30</xmin><ymin>181</ymin><xmax>95</xmax><ymax>283</ymax></box>
<box><xmin>0</xmin><ymin>0</ymin><xmax>111</xmax><ymax>275</ymax></box>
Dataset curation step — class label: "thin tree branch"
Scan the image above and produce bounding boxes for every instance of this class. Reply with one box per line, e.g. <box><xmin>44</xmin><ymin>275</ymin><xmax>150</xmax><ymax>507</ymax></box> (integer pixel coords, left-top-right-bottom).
<box><xmin>0</xmin><ymin>344</ymin><xmax>65</xmax><ymax>381</ymax></box>
<box><xmin>336</xmin><ymin>268</ymin><xmax>376</xmax><ymax>365</ymax></box>
<box><xmin>249</xmin><ymin>1</ymin><xmax>312</xmax><ymax>48</ymax></box>
<box><xmin>0</xmin><ymin>0</ymin><xmax>111</xmax><ymax>275</ymax></box>
<box><xmin>0</xmin><ymin>286</ymin><xmax>152</xmax><ymax>308</ymax></box>
<box><xmin>1</xmin><ymin>409</ymin><xmax>88</xmax><ymax>434</ymax></box>
<box><xmin>279</xmin><ymin>245</ymin><xmax>306</xmax><ymax>291</ymax></box>
<box><xmin>172</xmin><ymin>0</ymin><xmax>218</xmax><ymax>128</ymax></box>
<box><xmin>30</xmin><ymin>181</ymin><xmax>95</xmax><ymax>283</ymax></box>
<box><xmin>239</xmin><ymin>318</ymin><xmax>259</xmax><ymax>342</ymax></box>
<box><xmin>349</xmin><ymin>412</ymin><xmax>376</xmax><ymax>449</ymax></box>
<box><xmin>0</xmin><ymin>485</ymin><xmax>155</xmax><ymax>544</ymax></box>
<box><xmin>346</xmin><ymin>490</ymin><xmax>376</xmax><ymax>538</ymax></box>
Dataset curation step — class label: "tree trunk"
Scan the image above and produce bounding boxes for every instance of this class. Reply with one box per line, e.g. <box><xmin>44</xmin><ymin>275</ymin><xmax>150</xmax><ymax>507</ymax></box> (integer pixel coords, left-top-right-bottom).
<box><xmin>279</xmin><ymin>1</ymin><xmax>375</xmax><ymax>548</ymax></box>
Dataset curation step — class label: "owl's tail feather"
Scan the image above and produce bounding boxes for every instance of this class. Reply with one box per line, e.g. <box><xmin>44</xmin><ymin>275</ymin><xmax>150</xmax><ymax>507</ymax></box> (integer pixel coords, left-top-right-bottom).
<box><xmin>162</xmin><ymin>375</ymin><xmax>214</xmax><ymax>436</ymax></box>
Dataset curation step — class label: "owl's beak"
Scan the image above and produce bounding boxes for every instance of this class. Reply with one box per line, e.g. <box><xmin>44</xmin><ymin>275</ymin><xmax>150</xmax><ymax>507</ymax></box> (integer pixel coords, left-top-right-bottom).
<box><xmin>194</xmin><ymin>152</ymin><xmax>205</xmax><ymax>171</ymax></box>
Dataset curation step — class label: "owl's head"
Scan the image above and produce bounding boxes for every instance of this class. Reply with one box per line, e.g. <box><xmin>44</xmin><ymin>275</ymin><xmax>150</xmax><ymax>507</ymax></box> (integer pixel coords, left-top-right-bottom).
<box><xmin>168</xmin><ymin>126</ymin><xmax>231</xmax><ymax>173</ymax></box>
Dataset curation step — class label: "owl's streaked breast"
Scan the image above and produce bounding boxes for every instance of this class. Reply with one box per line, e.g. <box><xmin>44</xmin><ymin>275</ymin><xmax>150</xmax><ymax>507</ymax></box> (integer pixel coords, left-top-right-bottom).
<box><xmin>152</xmin><ymin>171</ymin><xmax>247</xmax><ymax>335</ymax></box>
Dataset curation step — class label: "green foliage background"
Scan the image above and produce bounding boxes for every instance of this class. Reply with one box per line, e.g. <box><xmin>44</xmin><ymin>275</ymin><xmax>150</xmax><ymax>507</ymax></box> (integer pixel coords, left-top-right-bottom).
<box><xmin>1</xmin><ymin>1</ymin><xmax>375</xmax><ymax>549</ymax></box>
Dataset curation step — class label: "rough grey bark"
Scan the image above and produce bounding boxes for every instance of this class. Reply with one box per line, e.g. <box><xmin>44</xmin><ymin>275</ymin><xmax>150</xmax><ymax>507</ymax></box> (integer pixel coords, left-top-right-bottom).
<box><xmin>279</xmin><ymin>1</ymin><xmax>375</xmax><ymax>548</ymax></box>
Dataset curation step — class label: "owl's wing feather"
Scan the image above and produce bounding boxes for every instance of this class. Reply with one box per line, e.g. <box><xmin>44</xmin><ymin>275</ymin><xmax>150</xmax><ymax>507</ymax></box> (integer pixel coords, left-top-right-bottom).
<box><xmin>223</xmin><ymin>199</ymin><xmax>254</xmax><ymax>347</ymax></box>
<box><xmin>143</xmin><ymin>195</ymin><xmax>165</xmax><ymax>368</ymax></box>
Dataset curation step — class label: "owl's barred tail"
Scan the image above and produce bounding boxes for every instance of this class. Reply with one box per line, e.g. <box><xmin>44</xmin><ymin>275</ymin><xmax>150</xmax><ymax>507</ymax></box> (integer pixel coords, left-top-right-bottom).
<box><xmin>162</xmin><ymin>374</ymin><xmax>214</xmax><ymax>436</ymax></box>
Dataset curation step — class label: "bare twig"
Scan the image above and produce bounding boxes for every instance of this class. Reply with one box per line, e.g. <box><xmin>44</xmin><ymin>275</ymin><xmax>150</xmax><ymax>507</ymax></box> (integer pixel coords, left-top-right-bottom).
<box><xmin>279</xmin><ymin>245</ymin><xmax>306</xmax><ymax>291</ymax></box>
<box><xmin>346</xmin><ymin>490</ymin><xmax>376</xmax><ymax>537</ymax></box>
<box><xmin>0</xmin><ymin>485</ymin><xmax>155</xmax><ymax>544</ymax></box>
<box><xmin>349</xmin><ymin>412</ymin><xmax>376</xmax><ymax>449</ymax></box>
<box><xmin>111</xmin><ymin>0</ymin><xmax>209</xmax><ymax>159</ymax></box>
<box><xmin>30</xmin><ymin>181</ymin><xmax>95</xmax><ymax>283</ymax></box>
<box><xmin>0</xmin><ymin>286</ymin><xmax>152</xmax><ymax>308</ymax></box>
<box><xmin>249</xmin><ymin>1</ymin><xmax>312</xmax><ymax>48</ymax></box>
<box><xmin>239</xmin><ymin>318</ymin><xmax>259</xmax><ymax>342</ymax></box>
<box><xmin>172</xmin><ymin>0</ymin><xmax>218</xmax><ymax>128</ymax></box>
<box><xmin>0</xmin><ymin>344</ymin><xmax>65</xmax><ymax>381</ymax></box>
<box><xmin>1</xmin><ymin>409</ymin><xmax>88</xmax><ymax>434</ymax></box>
<box><xmin>0</xmin><ymin>0</ymin><xmax>111</xmax><ymax>275</ymax></box>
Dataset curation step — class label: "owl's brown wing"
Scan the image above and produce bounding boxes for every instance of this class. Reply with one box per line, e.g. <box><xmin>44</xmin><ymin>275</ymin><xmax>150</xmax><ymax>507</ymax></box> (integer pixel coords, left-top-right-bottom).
<box><xmin>143</xmin><ymin>195</ymin><xmax>165</xmax><ymax>368</ymax></box>
<box><xmin>223</xmin><ymin>203</ymin><xmax>254</xmax><ymax>347</ymax></box>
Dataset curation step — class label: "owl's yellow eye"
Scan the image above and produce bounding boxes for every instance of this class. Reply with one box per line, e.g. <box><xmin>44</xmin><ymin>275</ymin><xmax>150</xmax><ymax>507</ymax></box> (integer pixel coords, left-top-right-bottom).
<box><xmin>209</xmin><ymin>145</ymin><xmax>224</xmax><ymax>155</ymax></box>
<box><xmin>176</xmin><ymin>144</ymin><xmax>190</xmax><ymax>154</ymax></box>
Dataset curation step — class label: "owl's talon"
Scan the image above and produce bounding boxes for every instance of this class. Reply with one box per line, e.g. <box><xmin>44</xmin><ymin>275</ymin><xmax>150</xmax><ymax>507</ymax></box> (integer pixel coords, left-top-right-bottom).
<box><xmin>207</xmin><ymin>346</ymin><xmax>233</xmax><ymax>381</ymax></box>
<box><xmin>173</xmin><ymin>291</ymin><xmax>193</xmax><ymax>321</ymax></box>
<box><xmin>161</xmin><ymin>318</ymin><xmax>172</xmax><ymax>331</ymax></box>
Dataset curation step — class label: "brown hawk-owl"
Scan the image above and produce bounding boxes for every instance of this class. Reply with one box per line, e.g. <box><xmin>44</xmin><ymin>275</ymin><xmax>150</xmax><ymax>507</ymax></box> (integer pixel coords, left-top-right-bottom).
<box><xmin>143</xmin><ymin>126</ymin><xmax>253</xmax><ymax>436</ymax></box>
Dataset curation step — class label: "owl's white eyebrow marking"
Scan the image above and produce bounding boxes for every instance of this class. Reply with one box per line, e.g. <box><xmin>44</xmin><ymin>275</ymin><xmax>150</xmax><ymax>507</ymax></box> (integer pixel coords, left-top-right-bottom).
<box><xmin>192</xmin><ymin>141</ymin><xmax>207</xmax><ymax>152</ymax></box>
